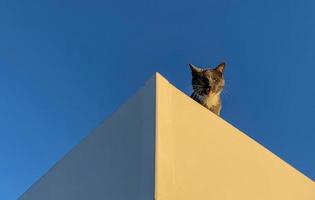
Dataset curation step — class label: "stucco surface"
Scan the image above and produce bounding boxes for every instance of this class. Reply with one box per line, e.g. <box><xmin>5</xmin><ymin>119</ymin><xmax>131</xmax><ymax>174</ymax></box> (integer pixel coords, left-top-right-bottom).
<box><xmin>19</xmin><ymin>73</ymin><xmax>314</xmax><ymax>200</ymax></box>
<box><xmin>18</xmin><ymin>75</ymin><xmax>156</xmax><ymax>200</ymax></box>
<box><xmin>155</xmin><ymin>73</ymin><xmax>315</xmax><ymax>200</ymax></box>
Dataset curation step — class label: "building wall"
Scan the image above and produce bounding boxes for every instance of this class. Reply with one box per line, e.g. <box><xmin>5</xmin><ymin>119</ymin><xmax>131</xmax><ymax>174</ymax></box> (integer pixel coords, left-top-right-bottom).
<box><xmin>19</xmin><ymin>73</ymin><xmax>314</xmax><ymax>200</ymax></box>
<box><xmin>155</xmin><ymin>73</ymin><xmax>315</xmax><ymax>200</ymax></box>
<box><xmin>18</xmin><ymin>76</ymin><xmax>156</xmax><ymax>200</ymax></box>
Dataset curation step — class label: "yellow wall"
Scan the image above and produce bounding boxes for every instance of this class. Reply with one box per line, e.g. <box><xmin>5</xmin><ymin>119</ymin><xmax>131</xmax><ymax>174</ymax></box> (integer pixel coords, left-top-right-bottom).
<box><xmin>155</xmin><ymin>73</ymin><xmax>315</xmax><ymax>200</ymax></box>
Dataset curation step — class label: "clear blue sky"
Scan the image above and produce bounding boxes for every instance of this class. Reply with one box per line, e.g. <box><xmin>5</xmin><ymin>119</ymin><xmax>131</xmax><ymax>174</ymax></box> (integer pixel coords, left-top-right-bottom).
<box><xmin>0</xmin><ymin>0</ymin><xmax>314</xmax><ymax>199</ymax></box>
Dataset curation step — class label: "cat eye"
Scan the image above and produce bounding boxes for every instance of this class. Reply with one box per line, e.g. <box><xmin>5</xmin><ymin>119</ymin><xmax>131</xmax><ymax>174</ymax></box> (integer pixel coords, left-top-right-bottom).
<box><xmin>213</xmin><ymin>77</ymin><xmax>218</xmax><ymax>82</ymax></box>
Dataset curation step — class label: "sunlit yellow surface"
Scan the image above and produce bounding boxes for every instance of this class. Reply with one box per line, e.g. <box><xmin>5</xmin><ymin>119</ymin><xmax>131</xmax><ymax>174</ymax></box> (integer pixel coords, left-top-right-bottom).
<box><xmin>155</xmin><ymin>73</ymin><xmax>315</xmax><ymax>200</ymax></box>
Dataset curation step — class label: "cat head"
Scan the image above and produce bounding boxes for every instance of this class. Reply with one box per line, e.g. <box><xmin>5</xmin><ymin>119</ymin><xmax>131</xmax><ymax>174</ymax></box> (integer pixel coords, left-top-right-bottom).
<box><xmin>189</xmin><ymin>62</ymin><xmax>226</xmax><ymax>96</ymax></box>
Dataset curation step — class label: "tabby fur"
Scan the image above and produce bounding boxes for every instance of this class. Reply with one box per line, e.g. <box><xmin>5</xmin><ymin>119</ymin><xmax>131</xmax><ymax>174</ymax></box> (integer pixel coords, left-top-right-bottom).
<box><xmin>189</xmin><ymin>62</ymin><xmax>226</xmax><ymax>116</ymax></box>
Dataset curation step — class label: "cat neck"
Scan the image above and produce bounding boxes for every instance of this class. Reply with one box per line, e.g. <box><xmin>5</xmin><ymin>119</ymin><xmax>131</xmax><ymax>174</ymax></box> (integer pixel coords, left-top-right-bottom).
<box><xmin>205</xmin><ymin>92</ymin><xmax>221</xmax><ymax>107</ymax></box>
<box><xmin>193</xmin><ymin>91</ymin><xmax>221</xmax><ymax>109</ymax></box>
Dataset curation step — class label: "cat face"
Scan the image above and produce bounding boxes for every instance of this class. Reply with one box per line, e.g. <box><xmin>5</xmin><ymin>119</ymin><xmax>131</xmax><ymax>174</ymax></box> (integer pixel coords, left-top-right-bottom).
<box><xmin>189</xmin><ymin>63</ymin><xmax>225</xmax><ymax>96</ymax></box>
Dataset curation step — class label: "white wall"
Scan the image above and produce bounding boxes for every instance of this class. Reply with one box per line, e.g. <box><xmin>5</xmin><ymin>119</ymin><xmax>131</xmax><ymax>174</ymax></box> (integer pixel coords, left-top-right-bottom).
<box><xmin>18</xmin><ymin>75</ymin><xmax>156</xmax><ymax>200</ymax></box>
<box><xmin>155</xmin><ymin>73</ymin><xmax>315</xmax><ymax>200</ymax></box>
<box><xmin>19</xmin><ymin>73</ymin><xmax>315</xmax><ymax>200</ymax></box>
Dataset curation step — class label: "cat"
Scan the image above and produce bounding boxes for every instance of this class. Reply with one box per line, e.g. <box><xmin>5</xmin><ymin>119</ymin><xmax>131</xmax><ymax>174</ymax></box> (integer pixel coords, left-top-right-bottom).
<box><xmin>189</xmin><ymin>62</ymin><xmax>226</xmax><ymax>116</ymax></box>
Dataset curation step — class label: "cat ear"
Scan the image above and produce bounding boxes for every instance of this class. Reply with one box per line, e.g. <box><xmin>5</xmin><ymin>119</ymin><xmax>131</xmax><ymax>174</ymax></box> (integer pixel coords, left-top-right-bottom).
<box><xmin>214</xmin><ymin>62</ymin><xmax>225</xmax><ymax>74</ymax></box>
<box><xmin>189</xmin><ymin>64</ymin><xmax>203</xmax><ymax>74</ymax></box>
